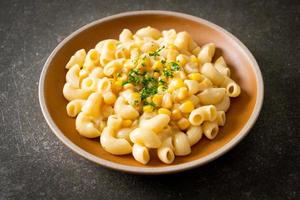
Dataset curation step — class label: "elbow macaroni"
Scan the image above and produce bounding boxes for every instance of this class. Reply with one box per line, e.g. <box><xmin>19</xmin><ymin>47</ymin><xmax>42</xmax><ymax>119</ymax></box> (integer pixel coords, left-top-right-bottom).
<box><xmin>63</xmin><ymin>27</ymin><xmax>241</xmax><ymax>165</ymax></box>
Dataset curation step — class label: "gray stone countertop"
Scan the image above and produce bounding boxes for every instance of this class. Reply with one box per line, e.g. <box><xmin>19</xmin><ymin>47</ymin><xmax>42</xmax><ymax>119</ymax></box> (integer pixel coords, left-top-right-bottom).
<box><xmin>0</xmin><ymin>0</ymin><xmax>299</xmax><ymax>199</ymax></box>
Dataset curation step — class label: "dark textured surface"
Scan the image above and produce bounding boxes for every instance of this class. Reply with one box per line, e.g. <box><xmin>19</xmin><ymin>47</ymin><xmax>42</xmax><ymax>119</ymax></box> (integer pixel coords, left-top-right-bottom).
<box><xmin>0</xmin><ymin>0</ymin><xmax>299</xmax><ymax>199</ymax></box>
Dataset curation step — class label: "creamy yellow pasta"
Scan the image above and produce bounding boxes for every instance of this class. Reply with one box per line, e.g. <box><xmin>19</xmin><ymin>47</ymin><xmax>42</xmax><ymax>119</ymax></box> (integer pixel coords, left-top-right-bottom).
<box><xmin>63</xmin><ymin>26</ymin><xmax>241</xmax><ymax>165</ymax></box>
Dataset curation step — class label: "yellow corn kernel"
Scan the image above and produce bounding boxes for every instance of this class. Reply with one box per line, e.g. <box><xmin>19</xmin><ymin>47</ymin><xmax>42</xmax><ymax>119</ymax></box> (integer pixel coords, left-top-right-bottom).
<box><xmin>103</xmin><ymin>92</ymin><xmax>117</xmax><ymax>105</ymax></box>
<box><xmin>138</xmin><ymin>56</ymin><xmax>151</xmax><ymax>68</ymax></box>
<box><xmin>188</xmin><ymin>73</ymin><xmax>204</xmax><ymax>81</ymax></box>
<box><xmin>158</xmin><ymin>108</ymin><xmax>171</xmax><ymax>116</ymax></box>
<box><xmin>131</xmin><ymin>92</ymin><xmax>140</xmax><ymax>100</ymax></box>
<box><xmin>143</xmin><ymin>105</ymin><xmax>154</xmax><ymax>113</ymax></box>
<box><xmin>177</xmin><ymin>118</ymin><xmax>191</xmax><ymax>130</ymax></box>
<box><xmin>152</xmin><ymin>94</ymin><xmax>163</xmax><ymax>106</ymax></box>
<box><xmin>180</xmin><ymin>100</ymin><xmax>195</xmax><ymax>113</ymax></box>
<box><xmin>168</xmin><ymin>78</ymin><xmax>185</xmax><ymax>92</ymax></box>
<box><xmin>153</xmin><ymin>72</ymin><xmax>160</xmax><ymax>78</ymax></box>
<box><xmin>190</xmin><ymin>55</ymin><xmax>199</xmax><ymax>64</ymax></box>
<box><xmin>152</xmin><ymin>61</ymin><xmax>163</xmax><ymax>70</ymax></box>
<box><xmin>177</xmin><ymin>87</ymin><xmax>188</xmax><ymax>100</ymax></box>
<box><xmin>129</xmin><ymin>92</ymin><xmax>141</xmax><ymax>104</ymax></box>
<box><xmin>112</xmin><ymin>80</ymin><xmax>122</xmax><ymax>93</ymax></box>
<box><xmin>146</xmin><ymin>96</ymin><xmax>152</xmax><ymax>103</ymax></box>
<box><xmin>122</xmin><ymin>119</ymin><xmax>132</xmax><ymax>127</ymax></box>
<box><xmin>176</xmin><ymin>54</ymin><xmax>188</xmax><ymax>66</ymax></box>
<box><xmin>171</xmin><ymin>108</ymin><xmax>182</xmax><ymax>120</ymax></box>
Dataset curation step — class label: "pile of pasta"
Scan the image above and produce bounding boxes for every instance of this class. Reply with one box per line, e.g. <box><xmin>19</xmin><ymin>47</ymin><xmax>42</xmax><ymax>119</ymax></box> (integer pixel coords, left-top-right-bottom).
<box><xmin>63</xmin><ymin>26</ymin><xmax>241</xmax><ymax>165</ymax></box>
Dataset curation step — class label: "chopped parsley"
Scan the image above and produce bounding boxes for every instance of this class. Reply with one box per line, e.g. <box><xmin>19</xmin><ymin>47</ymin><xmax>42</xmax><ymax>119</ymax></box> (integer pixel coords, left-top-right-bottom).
<box><xmin>163</xmin><ymin>68</ymin><xmax>173</xmax><ymax>77</ymax></box>
<box><xmin>161</xmin><ymin>61</ymin><xmax>181</xmax><ymax>78</ymax></box>
<box><xmin>122</xmin><ymin>69</ymin><xmax>141</xmax><ymax>85</ymax></box>
<box><xmin>121</xmin><ymin>57</ymin><xmax>182</xmax><ymax>103</ymax></box>
<box><xmin>122</xmin><ymin>68</ymin><xmax>159</xmax><ymax>100</ymax></box>
<box><xmin>158</xmin><ymin>79</ymin><xmax>166</xmax><ymax>85</ymax></box>
<box><xmin>149</xmin><ymin>46</ymin><xmax>165</xmax><ymax>58</ymax></box>
<box><xmin>170</xmin><ymin>61</ymin><xmax>180</xmax><ymax>71</ymax></box>
<box><xmin>141</xmin><ymin>87</ymin><xmax>157</xmax><ymax>100</ymax></box>
<box><xmin>144</xmin><ymin>101</ymin><xmax>156</xmax><ymax>107</ymax></box>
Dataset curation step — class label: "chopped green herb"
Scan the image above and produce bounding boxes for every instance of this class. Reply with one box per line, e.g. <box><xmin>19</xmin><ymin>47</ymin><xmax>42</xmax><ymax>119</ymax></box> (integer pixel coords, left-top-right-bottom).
<box><xmin>141</xmin><ymin>87</ymin><xmax>157</xmax><ymax>100</ymax></box>
<box><xmin>158</xmin><ymin>79</ymin><xmax>166</xmax><ymax>85</ymax></box>
<box><xmin>170</xmin><ymin>62</ymin><xmax>180</xmax><ymax>71</ymax></box>
<box><xmin>163</xmin><ymin>69</ymin><xmax>173</xmax><ymax>77</ymax></box>
<box><xmin>116</xmin><ymin>72</ymin><xmax>121</xmax><ymax>77</ymax></box>
<box><xmin>144</xmin><ymin>101</ymin><xmax>156</xmax><ymax>107</ymax></box>
<box><xmin>149</xmin><ymin>46</ymin><xmax>165</xmax><ymax>58</ymax></box>
<box><xmin>122</xmin><ymin>80</ymin><xmax>130</xmax><ymax>86</ymax></box>
<box><xmin>153</xmin><ymin>69</ymin><xmax>160</xmax><ymax>73</ymax></box>
<box><xmin>142</xmin><ymin>76</ymin><xmax>157</xmax><ymax>87</ymax></box>
<box><xmin>161</xmin><ymin>59</ymin><xmax>166</xmax><ymax>64</ymax></box>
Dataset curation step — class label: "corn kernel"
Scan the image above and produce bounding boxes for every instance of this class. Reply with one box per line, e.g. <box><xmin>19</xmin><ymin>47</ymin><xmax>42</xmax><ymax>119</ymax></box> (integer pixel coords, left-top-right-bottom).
<box><xmin>103</xmin><ymin>92</ymin><xmax>117</xmax><ymax>105</ymax></box>
<box><xmin>180</xmin><ymin>100</ymin><xmax>194</xmax><ymax>113</ymax></box>
<box><xmin>176</xmin><ymin>54</ymin><xmax>188</xmax><ymax>66</ymax></box>
<box><xmin>129</xmin><ymin>92</ymin><xmax>141</xmax><ymax>105</ymax></box>
<box><xmin>168</xmin><ymin>78</ymin><xmax>185</xmax><ymax>92</ymax></box>
<box><xmin>171</xmin><ymin>108</ymin><xmax>182</xmax><ymax>120</ymax></box>
<box><xmin>131</xmin><ymin>92</ymin><xmax>140</xmax><ymax>100</ymax></box>
<box><xmin>177</xmin><ymin>118</ymin><xmax>190</xmax><ymax>130</ymax></box>
<box><xmin>177</xmin><ymin>87</ymin><xmax>188</xmax><ymax>100</ymax></box>
<box><xmin>153</xmin><ymin>61</ymin><xmax>163</xmax><ymax>70</ymax></box>
<box><xmin>138</xmin><ymin>56</ymin><xmax>151</xmax><ymax>68</ymax></box>
<box><xmin>122</xmin><ymin>119</ymin><xmax>132</xmax><ymax>127</ymax></box>
<box><xmin>158</xmin><ymin>108</ymin><xmax>171</xmax><ymax>116</ymax></box>
<box><xmin>112</xmin><ymin>80</ymin><xmax>122</xmax><ymax>93</ymax></box>
<box><xmin>190</xmin><ymin>55</ymin><xmax>199</xmax><ymax>64</ymax></box>
<box><xmin>143</xmin><ymin>105</ymin><xmax>154</xmax><ymax>113</ymax></box>
<box><xmin>152</xmin><ymin>94</ymin><xmax>163</xmax><ymax>106</ymax></box>
<box><xmin>146</xmin><ymin>96</ymin><xmax>152</xmax><ymax>103</ymax></box>
<box><xmin>188</xmin><ymin>73</ymin><xmax>204</xmax><ymax>81</ymax></box>
<box><xmin>153</xmin><ymin>72</ymin><xmax>160</xmax><ymax>78</ymax></box>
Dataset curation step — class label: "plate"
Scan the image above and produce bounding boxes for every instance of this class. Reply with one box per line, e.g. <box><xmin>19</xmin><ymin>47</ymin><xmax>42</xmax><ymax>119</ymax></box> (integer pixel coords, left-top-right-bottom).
<box><xmin>39</xmin><ymin>11</ymin><xmax>264</xmax><ymax>174</ymax></box>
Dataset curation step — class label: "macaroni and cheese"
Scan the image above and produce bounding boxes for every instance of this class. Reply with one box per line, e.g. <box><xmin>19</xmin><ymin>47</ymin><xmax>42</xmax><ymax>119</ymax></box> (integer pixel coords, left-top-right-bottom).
<box><xmin>63</xmin><ymin>26</ymin><xmax>241</xmax><ymax>164</ymax></box>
